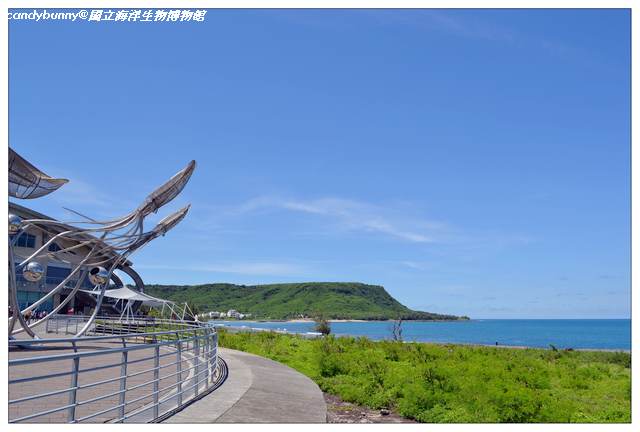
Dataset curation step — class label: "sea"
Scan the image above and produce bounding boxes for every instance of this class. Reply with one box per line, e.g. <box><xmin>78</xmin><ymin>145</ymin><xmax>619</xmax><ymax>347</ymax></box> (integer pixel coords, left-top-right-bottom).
<box><xmin>209</xmin><ymin>319</ymin><xmax>631</xmax><ymax>351</ymax></box>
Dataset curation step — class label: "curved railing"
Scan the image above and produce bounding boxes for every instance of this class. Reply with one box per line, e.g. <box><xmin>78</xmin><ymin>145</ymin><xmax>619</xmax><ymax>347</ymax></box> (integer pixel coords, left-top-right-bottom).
<box><xmin>9</xmin><ymin>315</ymin><xmax>223</xmax><ymax>423</ymax></box>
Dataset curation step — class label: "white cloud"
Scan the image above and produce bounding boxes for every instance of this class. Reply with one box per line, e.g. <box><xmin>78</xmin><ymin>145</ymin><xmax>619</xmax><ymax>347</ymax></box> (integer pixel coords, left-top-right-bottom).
<box><xmin>400</xmin><ymin>261</ymin><xmax>431</xmax><ymax>270</ymax></box>
<box><xmin>52</xmin><ymin>178</ymin><xmax>114</xmax><ymax>208</ymax></box>
<box><xmin>136</xmin><ymin>261</ymin><xmax>310</xmax><ymax>277</ymax></box>
<box><xmin>34</xmin><ymin>162</ymin><xmax>139</xmax><ymax>218</ymax></box>
<box><xmin>417</xmin><ymin>10</ymin><xmax>516</xmax><ymax>42</ymax></box>
<box><xmin>233</xmin><ymin>196</ymin><xmax>443</xmax><ymax>244</ymax></box>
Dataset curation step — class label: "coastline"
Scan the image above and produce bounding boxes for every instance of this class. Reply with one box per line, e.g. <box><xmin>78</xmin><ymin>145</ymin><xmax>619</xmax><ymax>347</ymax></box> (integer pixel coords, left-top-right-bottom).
<box><xmin>212</xmin><ymin>322</ymin><xmax>630</xmax><ymax>353</ymax></box>
<box><xmin>415</xmin><ymin>340</ymin><xmax>630</xmax><ymax>353</ymax></box>
<box><xmin>284</xmin><ymin>318</ymin><xmax>466</xmax><ymax>323</ymax></box>
<box><xmin>286</xmin><ymin>318</ymin><xmax>369</xmax><ymax>323</ymax></box>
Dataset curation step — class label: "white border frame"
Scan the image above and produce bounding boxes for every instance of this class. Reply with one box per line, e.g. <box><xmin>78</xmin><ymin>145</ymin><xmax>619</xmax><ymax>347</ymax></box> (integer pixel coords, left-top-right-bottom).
<box><xmin>1</xmin><ymin>2</ymin><xmax>635</xmax><ymax>431</ymax></box>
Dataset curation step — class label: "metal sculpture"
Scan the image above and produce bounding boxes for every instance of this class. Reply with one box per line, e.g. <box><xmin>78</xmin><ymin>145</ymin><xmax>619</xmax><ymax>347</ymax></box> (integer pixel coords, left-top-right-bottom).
<box><xmin>8</xmin><ymin>147</ymin><xmax>196</xmax><ymax>339</ymax></box>
<box><xmin>9</xmin><ymin>148</ymin><xmax>69</xmax><ymax>199</ymax></box>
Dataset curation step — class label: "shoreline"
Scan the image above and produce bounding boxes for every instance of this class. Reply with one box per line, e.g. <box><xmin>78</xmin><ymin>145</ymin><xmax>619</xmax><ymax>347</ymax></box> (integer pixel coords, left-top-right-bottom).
<box><xmin>264</xmin><ymin>318</ymin><xmax>467</xmax><ymax>323</ymax></box>
<box><xmin>415</xmin><ymin>340</ymin><xmax>630</xmax><ymax>353</ymax></box>
<box><xmin>212</xmin><ymin>323</ymin><xmax>630</xmax><ymax>353</ymax></box>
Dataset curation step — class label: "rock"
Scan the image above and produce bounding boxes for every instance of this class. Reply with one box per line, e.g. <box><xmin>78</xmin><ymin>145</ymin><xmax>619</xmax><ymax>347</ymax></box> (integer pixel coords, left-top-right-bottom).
<box><xmin>380</xmin><ymin>409</ymin><xmax>390</xmax><ymax>416</ymax></box>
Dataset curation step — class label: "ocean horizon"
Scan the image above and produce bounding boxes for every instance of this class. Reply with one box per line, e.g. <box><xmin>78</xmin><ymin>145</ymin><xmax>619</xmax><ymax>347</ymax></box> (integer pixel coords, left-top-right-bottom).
<box><xmin>209</xmin><ymin>318</ymin><xmax>631</xmax><ymax>351</ymax></box>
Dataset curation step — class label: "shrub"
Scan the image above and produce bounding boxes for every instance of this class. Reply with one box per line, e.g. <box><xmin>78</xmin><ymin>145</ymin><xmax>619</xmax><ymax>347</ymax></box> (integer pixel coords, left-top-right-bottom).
<box><xmin>314</xmin><ymin>318</ymin><xmax>331</xmax><ymax>335</ymax></box>
<box><xmin>217</xmin><ymin>331</ymin><xmax>630</xmax><ymax>423</ymax></box>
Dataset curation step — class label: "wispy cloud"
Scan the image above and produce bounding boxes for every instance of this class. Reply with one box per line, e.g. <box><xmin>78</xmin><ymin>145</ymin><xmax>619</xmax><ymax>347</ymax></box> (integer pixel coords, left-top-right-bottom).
<box><xmin>400</xmin><ymin>261</ymin><xmax>432</xmax><ymax>270</ymax></box>
<box><xmin>136</xmin><ymin>261</ymin><xmax>311</xmax><ymax>277</ymax></box>
<box><xmin>233</xmin><ymin>196</ymin><xmax>445</xmax><ymax>244</ymax></box>
<box><xmin>414</xmin><ymin>10</ymin><xmax>517</xmax><ymax>42</ymax></box>
<box><xmin>52</xmin><ymin>177</ymin><xmax>115</xmax><ymax>208</ymax></box>
<box><xmin>193</xmin><ymin>195</ymin><xmax>534</xmax><ymax>258</ymax></box>
<box><xmin>272</xmin><ymin>10</ymin><xmax>518</xmax><ymax>44</ymax></box>
<box><xmin>33</xmin><ymin>161</ymin><xmax>139</xmax><ymax>218</ymax></box>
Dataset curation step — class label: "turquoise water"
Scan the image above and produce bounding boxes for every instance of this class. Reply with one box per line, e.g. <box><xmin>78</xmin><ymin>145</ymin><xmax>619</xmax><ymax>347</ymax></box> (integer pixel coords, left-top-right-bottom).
<box><xmin>210</xmin><ymin>319</ymin><xmax>631</xmax><ymax>350</ymax></box>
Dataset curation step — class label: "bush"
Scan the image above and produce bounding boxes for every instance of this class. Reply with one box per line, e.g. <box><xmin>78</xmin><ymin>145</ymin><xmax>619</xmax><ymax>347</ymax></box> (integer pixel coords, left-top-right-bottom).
<box><xmin>314</xmin><ymin>318</ymin><xmax>331</xmax><ymax>335</ymax></box>
<box><xmin>217</xmin><ymin>331</ymin><xmax>631</xmax><ymax>423</ymax></box>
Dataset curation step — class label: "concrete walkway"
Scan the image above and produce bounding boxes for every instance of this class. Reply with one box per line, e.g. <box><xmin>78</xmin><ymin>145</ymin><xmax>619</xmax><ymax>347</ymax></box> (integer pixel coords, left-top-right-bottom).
<box><xmin>165</xmin><ymin>348</ymin><xmax>327</xmax><ymax>423</ymax></box>
<box><xmin>9</xmin><ymin>328</ymin><xmax>199</xmax><ymax>423</ymax></box>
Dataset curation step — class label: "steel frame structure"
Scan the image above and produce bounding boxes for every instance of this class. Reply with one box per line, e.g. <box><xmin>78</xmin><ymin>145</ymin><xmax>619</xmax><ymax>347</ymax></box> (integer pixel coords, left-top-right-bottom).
<box><xmin>8</xmin><ymin>147</ymin><xmax>197</xmax><ymax>339</ymax></box>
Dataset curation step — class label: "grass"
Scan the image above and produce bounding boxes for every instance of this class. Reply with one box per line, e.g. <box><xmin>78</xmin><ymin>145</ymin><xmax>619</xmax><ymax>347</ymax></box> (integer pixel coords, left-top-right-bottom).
<box><xmin>218</xmin><ymin>330</ymin><xmax>631</xmax><ymax>423</ymax></box>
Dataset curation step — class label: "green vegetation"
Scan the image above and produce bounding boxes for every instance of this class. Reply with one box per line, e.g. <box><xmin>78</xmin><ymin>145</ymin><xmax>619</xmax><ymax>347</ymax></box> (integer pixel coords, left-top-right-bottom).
<box><xmin>145</xmin><ymin>282</ymin><xmax>467</xmax><ymax>320</ymax></box>
<box><xmin>218</xmin><ymin>330</ymin><xmax>631</xmax><ymax>423</ymax></box>
<box><xmin>314</xmin><ymin>316</ymin><xmax>332</xmax><ymax>335</ymax></box>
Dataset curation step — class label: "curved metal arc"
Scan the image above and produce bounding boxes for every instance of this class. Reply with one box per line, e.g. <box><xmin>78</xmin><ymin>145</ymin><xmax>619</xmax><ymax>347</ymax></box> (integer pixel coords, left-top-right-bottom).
<box><xmin>12</xmin><ymin>228</ymin><xmax>76</xmax><ymax>269</ymax></box>
<box><xmin>9</xmin><ymin>158</ymin><xmax>197</xmax><ymax>339</ymax></box>
<box><xmin>19</xmin><ymin>223</ymin><xmax>138</xmax><ymax>266</ymax></box>
<box><xmin>74</xmin><ymin>250</ymin><xmax>131</xmax><ymax>337</ymax></box>
<box><xmin>8</xmin><ymin>240</ymin><xmax>37</xmax><ymax>338</ymax></box>
<box><xmin>19</xmin><ymin>243</ymin><xmax>100</xmax><ymax>315</ymax></box>
<box><xmin>12</xmin><ymin>269</ymin><xmax>88</xmax><ymax>336</ymax></box>
<box><xmin>23</xmin><ymin>212</ymin><xmax>138</xmax><ymax>233</ymax></box>
<box><xmin>22</xmin><ymin>160</ymin><xmax>195</xmax><ymax>231</ymax></box>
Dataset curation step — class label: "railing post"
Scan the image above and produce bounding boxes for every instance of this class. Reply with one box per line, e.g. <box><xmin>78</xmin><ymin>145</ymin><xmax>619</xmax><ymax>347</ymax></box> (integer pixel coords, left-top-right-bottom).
<box><xmin>176</xmin><ymin>333</ymin><xmax>183</xmax><ymax>407</ymax></box>
<box><xmin>118</xmin><ymin>338</ymin><xmax>127</xmax><ymax>422</ymax></box>
<box><xmin>67</xmin><ymin>342</ymin><xmax>79</xmax><ymax>423</ymax></box>
<box><xmin>153</xmin><ymin>336</ymin><xmax>160</xmax><ymax>419</ymax></box>
<box><xmin>193</xmin><ymin>331</ymin><xmax>200</xmax><ymax>397</ymax></box>
<box><xmin>213</xmin><ymin>332</ymin><xmax>218</xmax><ymax>380</ymax></box>
<box><xmin>204</xmin><ymin>332</ymin><xmax>210</xmax><ymax>389</ymax></box>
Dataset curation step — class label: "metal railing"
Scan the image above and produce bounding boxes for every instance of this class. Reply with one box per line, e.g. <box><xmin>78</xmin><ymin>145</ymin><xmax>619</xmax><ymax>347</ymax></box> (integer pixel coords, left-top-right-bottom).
<box><xmin>9</xmin><ymin>315</ymin><xmax>222</xmax><ymax>423</ymax></box>
<box><xmin>44</xmin><ymin>314</ymin><xmax>205</xmax><ymax>337</ymax></box>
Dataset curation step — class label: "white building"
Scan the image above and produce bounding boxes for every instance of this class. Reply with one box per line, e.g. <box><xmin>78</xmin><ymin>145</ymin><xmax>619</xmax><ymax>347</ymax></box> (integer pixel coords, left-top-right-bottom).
<box><xmin>227</xmin><ymin>309</ymin><xmax>241</xmax><ymax>319</ymax></box>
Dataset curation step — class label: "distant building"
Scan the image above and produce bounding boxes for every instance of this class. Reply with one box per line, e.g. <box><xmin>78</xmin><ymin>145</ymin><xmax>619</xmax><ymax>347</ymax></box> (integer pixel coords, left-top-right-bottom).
<box><xmin>227</xmin><ymin>309</ymin><xmax>241</xmax><ymax>319</ymax></box>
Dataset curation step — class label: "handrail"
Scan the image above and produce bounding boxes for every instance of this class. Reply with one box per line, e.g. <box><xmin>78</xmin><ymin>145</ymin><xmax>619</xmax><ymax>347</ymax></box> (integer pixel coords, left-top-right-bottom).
<box><xmin>10</xmin><ymin>327</ymin><xmax>202</xmax><ymax>347</ymax></box>
<box><xmin>8</xmin><ymin>315</ymin><xmax>221</xmax><ymax>423</ymax></box>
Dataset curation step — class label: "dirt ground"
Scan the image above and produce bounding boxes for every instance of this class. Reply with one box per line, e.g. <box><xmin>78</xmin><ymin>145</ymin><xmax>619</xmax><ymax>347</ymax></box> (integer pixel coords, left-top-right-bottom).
<box><xmin>324</xmin><ymin>393</ymin><xmax>416</xmax><ymax>423</ymax></box>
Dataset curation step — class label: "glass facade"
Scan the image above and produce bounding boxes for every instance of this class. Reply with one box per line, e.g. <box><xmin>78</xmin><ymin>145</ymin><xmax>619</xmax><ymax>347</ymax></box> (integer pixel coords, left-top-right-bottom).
<box><xmin>15</xmin><ymin>233</ymin><xmax>36</xmax><ymax>248</ymax></box>
<box><xmin>48</xmin><ymin>242</ymin><xmax>62</xmax><ymax>252</ymax></box>
<box><xmin>16</xmin><ymin>290</ymin><xmax>53</xmax><ymax>312</ymax></box>
<box><xmin>46</xmin><ymin>265</ymin><xmax>72</xmax><ymax>285</ymax></box>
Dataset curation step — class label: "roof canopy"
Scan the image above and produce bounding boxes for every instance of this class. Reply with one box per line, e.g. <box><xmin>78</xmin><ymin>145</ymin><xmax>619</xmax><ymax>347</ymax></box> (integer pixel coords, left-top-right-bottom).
<box><xmin>80</xmin><ymin>287</ymin><xmax>171</xmax><ymax>307</ymax></box>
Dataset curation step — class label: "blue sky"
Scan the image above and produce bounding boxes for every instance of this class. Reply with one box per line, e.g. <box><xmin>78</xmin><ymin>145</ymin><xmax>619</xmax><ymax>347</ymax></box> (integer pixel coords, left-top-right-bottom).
<box><xmin>9</xmin><ymin>9</ymin><xmax>630</xmax><ymax>318</ymax></box>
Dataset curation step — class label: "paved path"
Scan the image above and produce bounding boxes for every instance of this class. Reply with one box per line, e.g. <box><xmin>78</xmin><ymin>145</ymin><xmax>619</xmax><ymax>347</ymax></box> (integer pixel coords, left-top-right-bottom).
<box><xmin>9</xmin><ymin>325</ymin><xmax>207</xmax><ymax>423</ymax></box>
<box><xmin>165</xmin><ymin>348</ymin><xmax>327</xmax><ymax>423</ymax></box>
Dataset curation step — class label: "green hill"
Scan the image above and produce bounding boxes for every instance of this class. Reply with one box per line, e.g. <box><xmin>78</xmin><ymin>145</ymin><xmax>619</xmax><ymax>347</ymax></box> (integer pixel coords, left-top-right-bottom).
<box><xmin>144</xmin><ymin>282</ymin><xmax>468</xmax><ymax>321</ymax></box>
